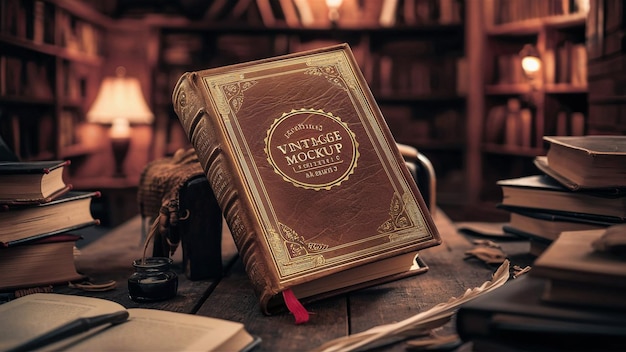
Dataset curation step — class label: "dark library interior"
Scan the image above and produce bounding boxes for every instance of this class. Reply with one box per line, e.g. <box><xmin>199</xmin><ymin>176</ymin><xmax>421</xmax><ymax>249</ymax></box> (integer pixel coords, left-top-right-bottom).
<box><xmin>0</xmin><ymin>0</ymin><xmax>623</xmax><ymax>227</ymax></box>
<box><xmin>3</xmin><ymin>2</ymin><xmax>626</xmax><ymax>351</ymax></box>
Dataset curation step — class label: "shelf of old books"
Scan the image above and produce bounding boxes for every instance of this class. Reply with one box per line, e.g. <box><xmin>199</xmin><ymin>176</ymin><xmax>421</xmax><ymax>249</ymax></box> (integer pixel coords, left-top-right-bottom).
<box><xmin>471</xmin><ymin>0</ymin><xmax>589</xmax><ymax>208</ymax></box>
<box><xmin>150</xmin><ymin>0</ymin><xmax>469</xmax><ymax>209</ymax></box>
<box><xmin>0</xmin><ymin>0</ymin><xmax>107</xmax><ymax>162</ymax></box>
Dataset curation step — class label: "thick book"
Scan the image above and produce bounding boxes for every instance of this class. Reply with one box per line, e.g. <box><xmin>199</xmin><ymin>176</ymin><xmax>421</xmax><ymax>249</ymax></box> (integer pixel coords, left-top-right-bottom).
<box><xmin>501</xmin><ymin>225</ymin><xmax>553</xmax><ymax>256</ymax></box>
<box><xmin>530</xmin><ymin>228</ymin><xmax>626</xmax><ymax>310</ymax></box>
<box><xmin>498</xmin><ymin>204</ymin><xmax>614</xmax><ymax>241</ymax></box>
<box><xmin>455</xmin><ymin>275</ymin><xmax>626</xmax><ymax>351</ymax></box>
<box><xmin>0</xmin><ymin>191</ymin><xmax>100</xmax><ymax>247</ymax></box>
<box><xmin>0</xmin><ymin>233</ymin><xmax>84</xmax><ymax>291</ymax></box>
<box><xmin>171</xmin><ymin>43</ymin><xmax>441</xmax><ymax>315</ymax></box>
<box><xmin>0</xmin><ymin>160</ymin><xmax>72</xmax><ymax>205</ymax></box>
<box><xmin>0</xmin><ymin>293</ymin><xmax>260</xmax><ymax>351</ymax></box>
<box><xmin>497</xmin><ymin>174</ymin><xmax>626</xmax><ymax>220</ymax></box>
<box><xmin>537</xmin><ymin>135</ymin><xmax>626</xmax><ymax>191</ymax></box>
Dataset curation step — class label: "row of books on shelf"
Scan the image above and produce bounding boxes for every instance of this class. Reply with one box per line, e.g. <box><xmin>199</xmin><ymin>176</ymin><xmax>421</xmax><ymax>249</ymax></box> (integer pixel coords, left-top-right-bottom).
<box><xmin>485</xmin><ymin>99</ymin><xmax>585</xmax><ymax>148</ymax></box>
<box><xmin>375</xmin><ymin>55</ymin><xmax>462</xmax><ymax>97</ymax></box>
<box><xmin>0</xmin><ymin>159</ymin><xmax>101</xmax><ymax>294</ymax></box>
<box><xmin>1</xmin><ymin>0</ymin><xmax>104</xmax><ymax>56</ymax></box>
<box><xmin>0</xmin><ymin>54</ymin><xmax>87</xmax><ymax>101</ymax></box>
<box><xmin>207</xmin><ymin>0</ymin><xmax>463</xmax><ymax>28</ymax></box>
<box><xmin>382</xmin><ymin>106</ymin><xmax>464</xmax><ymax>145</ymax></box>
<box><xmin>492</xmin><ymin>42</ymin><xmax>587</xmax><ymax>86</ymax></box>
<box><xmin>456</xmin><ymin>135</ymin><xmax>626</xmax><ymax>349</ymax></box>
<box><xmin>0</xmin><ymin>55</ymin><xmax>53</xmax><ymax>99</ymax></box>
<box><xmin>492</xmin><ymin>0</ymin><xmax>588</xmax><ymax>25</ymax></box>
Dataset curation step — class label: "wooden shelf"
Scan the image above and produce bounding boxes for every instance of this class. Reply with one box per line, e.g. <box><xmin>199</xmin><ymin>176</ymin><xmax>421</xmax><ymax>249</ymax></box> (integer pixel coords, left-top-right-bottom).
<box><xmin>149</xmin><ymin>0</ymin><xmax>469</xmax><ymax>208</ymax></box>
<box><xmin>0</xmin><ymin>0</ymin><xmax>108</xmax><ymax>162</ymax></box>
<box><xmin>464</xmin><ymin>1</ymin><xmax>590</xmax><ymax>213</ymax></box>
<box><xmin>485</xmin><ymin>12</ymin><xmax>586</xmax><ymax>35</ymax></box>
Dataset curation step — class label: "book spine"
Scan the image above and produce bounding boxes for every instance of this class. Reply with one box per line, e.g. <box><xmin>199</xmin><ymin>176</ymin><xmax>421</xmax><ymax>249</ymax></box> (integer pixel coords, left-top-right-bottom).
<box><xmin>172</xmin><ymin>72</ymin><xmax>277</xmax><ymax>314</ymax></box>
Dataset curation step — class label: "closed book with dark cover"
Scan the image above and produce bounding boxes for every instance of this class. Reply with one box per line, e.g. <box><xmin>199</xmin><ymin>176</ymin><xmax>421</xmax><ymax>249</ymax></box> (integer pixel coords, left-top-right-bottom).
<box><xmin>171</xmin><ymin>43</ymin><xmax>440</xmax><ymax>315</ymax></box>
<box><xmin>530</xmin><ymin>228</ymin><xmax>626</xmax><ymax>310</ymax></box>
<box><xmin>497</xmin><ymin>203</ymin><xmax>625</xmax><ymax>226</ymax></box>
<box><xmin>499</xmin><ymin>204</ymin><xmax>613</xmax><ymax>241</ymax></box>
<box><xmin>456</xmin><ymin>275</ymin><xmax>626</xmax><ymax>350</ymax></box>
<box><xmin>0</xmin><ymin>233</ymin><xmax>85</xmax><ymax>291</ymax></box>
<box><xmin>497</xmin><ymin>174</ymin><xmax>626</xmax><ymax>220</ymax></box>
<box><xmin>536</xmin><ymin>135</ymin><xmax>626</xmax><ymax>191</ymax></box>
<box><xmin>0</xmin><ymin>160</ymin><xmax>72</xmax><ymax>205</ymax></box>
<box><xmin>0</xmin><ymin>191</ymin><xmax>100</xmax><ymax>247</ymax></box>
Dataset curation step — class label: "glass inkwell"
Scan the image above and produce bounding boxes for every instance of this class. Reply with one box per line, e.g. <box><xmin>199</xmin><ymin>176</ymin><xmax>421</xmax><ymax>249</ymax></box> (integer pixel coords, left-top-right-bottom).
<box><xmin>128</xmin><ymin>257</ymin><xmax>178</xmax><ymax>302</ymax></box>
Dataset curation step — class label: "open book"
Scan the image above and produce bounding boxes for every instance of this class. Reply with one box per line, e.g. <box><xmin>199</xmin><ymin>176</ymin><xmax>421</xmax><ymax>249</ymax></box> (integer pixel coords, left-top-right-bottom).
<box><xmin>0</xmin><ymin>293</ymin><xmax>259</xmax><ymax>351</ymax></box>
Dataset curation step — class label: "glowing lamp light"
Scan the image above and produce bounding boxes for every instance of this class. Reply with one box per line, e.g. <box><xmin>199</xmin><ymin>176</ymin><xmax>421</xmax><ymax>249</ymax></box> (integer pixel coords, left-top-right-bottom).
<box><xmin>87</xmin><ymin>67</ymin><xmax>153</xmax><ymax>177</ymax></box>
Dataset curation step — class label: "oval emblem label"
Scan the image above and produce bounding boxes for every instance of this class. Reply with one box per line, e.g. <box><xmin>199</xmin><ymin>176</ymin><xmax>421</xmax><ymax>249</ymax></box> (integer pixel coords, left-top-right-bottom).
<box><xmin>265</xmin><ymin>109</ymin><xmax>359</xmax><ymax>190</ymax></box>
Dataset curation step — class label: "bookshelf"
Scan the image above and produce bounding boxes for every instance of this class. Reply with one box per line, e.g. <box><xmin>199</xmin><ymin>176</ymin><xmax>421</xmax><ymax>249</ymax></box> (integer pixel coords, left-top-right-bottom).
<box><xmin>143</xmin><ymin>0</ymin><xmax>469</xmax><ymax>207</ymax></box>
<box><xmin>586</xmin><ymin>0</ymin><xmax>626</xmax><ymax>136</ymax></box>
<box><xmin>465</xmin><ymin>0</ymin><xmax>590</xmax><ymax>218</ymax></box>
<box><xmin>0</xmin><ymin>0</ymin><xmax>110</xmax><ymax>163</ymax></box>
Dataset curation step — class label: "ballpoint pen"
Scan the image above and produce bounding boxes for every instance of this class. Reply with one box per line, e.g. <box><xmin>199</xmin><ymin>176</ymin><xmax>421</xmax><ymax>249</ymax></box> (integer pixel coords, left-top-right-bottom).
<box><xmin>7</xmin><ymin>310</ymin><xmax>130</xmax><ymax>352</ymax></box>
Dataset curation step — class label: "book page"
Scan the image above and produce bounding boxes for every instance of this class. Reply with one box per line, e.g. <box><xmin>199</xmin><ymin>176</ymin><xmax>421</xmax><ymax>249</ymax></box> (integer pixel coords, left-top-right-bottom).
<box><xmin>0</xmin><ymin>294</ymin><xmax>253</xmax><ymax>352</ymax></box>
<box><xmin>0</xmin><ymin>293</ymin><xmax>123</xmax><ymax>350</ymax></box>
<box><xmin>50</xmin><ymin>308</ymin><xmax>252</xmax><ymax>351</ymax></box>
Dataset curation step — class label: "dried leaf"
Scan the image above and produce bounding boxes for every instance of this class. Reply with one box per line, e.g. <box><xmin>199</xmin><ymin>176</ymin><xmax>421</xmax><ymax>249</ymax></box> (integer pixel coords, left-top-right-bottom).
<box><xmin>464</xmin><ymin>246</ymin><xmax>507</xmax><ymax>264</ymax></box>
<box><xmin>472</xmin><ymin>239</ymin><xmax>501</xmax><ymax>248</ymax></box>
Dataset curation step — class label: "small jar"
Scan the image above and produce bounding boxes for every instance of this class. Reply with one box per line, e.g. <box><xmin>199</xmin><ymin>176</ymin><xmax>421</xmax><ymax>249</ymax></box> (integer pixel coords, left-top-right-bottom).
<box><xmin>128</xmin><ymin>257</ymin><xmax>178</xmax><ymax>302</ymax></box>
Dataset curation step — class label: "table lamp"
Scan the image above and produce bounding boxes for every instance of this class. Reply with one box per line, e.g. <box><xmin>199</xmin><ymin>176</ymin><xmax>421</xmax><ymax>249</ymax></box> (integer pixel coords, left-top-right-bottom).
<box><xmin>87</xmin><ymin>67</ymin><xmax>154</xmax><ymax>177</ymax></box>
<box><xmin>326</xmin><ymin>0</ymin><xmax>343</xmax><ymax>25</ymax></box>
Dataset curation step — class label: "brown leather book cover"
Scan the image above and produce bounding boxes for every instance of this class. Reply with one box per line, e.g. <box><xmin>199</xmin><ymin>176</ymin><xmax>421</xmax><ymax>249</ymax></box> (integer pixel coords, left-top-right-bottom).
<box><xmin>172</xmin><ymin>43</ymin><xmax>441</xmax><ymax>314</ymax></box>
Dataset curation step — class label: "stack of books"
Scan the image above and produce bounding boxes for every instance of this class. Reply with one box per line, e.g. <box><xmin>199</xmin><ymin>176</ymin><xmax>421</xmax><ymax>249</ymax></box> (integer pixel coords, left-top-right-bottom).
<box><xmin>0</xmin><ymin>160</ymin><xmax>101</xmax><ymax>294</ymax></box>
<box><xmin>455</xmin><ymin>226</ymin><xmax>626</xmax><ymax>351</ymax></box>
<box><xmin>495</xmin><ymin>135</ymin><xmax>626</xmax><ymax>255</ymax></box>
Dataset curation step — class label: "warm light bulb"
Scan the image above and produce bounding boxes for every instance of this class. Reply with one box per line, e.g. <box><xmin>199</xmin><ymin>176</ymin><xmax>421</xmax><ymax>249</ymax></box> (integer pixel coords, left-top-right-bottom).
<box><xmin>521</xmin><ymin>56</ymin><xmax>541</xmax><ymax>75</ymax></box>
<box><xmin>326</xmin><ymin>0</ymin><xmax>343</xmax><ymax>23</ymax></box>
<box><xmin>326</xmin><ymin>0</ymin><xmax>343</xmax><ymax>8</ymax></box>
<box><xmin>110</xmin><ymin>117</ymin><xmax>130</xmax><ymax>139</ymax></box>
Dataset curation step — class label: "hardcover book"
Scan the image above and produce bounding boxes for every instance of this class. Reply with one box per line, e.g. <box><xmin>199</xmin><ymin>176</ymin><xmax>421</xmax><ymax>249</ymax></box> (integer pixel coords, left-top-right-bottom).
<box><xmin>530</xmin><ymin>228</ymin><xmax>626</xmax><ymax>310</ymax></box>
<box><xmin>171</xmin><ymin>43</ymin><xmax>440</xmax><ymax>316</ymax></box>
<box><xmin>497</xmin><ymin>174</ymin><xmax>626</xmax><ymax>220</ymax></box>
<box><xmin>0</xmin><ymin>191</ymin><xmax>100</xmax><ymax>247</ymax></box>
<box><xmin>455</xmin><ymin>275</ymin><xmax>626</xmax><ymax>351</ymax></box>
<box><xmin>0</xmin><ymin>160</ymin><xmax>72</xmax><ymax>205</ymax></box>
<box><xmin>498</xmin><ymin>204</ymin><xmax>615</xmax><ymax>241</ymax></box>
<box><xmin>0</xmin><ymin>233</ymin><xmax>84</xmax><ymax>291</ymax></box>
<box><xmin>536</xmin><ymin>135</ymin><xmax>626</xmax><ymax>191</ymax></box>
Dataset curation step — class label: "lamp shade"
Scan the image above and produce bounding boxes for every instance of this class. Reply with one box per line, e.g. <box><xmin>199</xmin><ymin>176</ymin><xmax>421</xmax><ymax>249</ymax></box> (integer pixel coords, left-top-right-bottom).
<box><xmin>87</xmin><ymin>70</ymin><xmax>154</xmax><ymax>125</ymax></box>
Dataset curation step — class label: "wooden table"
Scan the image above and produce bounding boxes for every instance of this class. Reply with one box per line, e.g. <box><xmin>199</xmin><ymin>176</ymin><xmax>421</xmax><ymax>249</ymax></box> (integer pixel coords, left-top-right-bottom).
<box><xmin>60</xmin><ymin>209</ymin><xmax>532</xmax><ymax>351</ymax></box>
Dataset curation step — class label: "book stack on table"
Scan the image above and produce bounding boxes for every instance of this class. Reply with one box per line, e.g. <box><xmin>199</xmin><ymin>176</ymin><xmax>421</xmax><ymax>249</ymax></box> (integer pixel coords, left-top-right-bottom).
<box><xmin>495</xmin><ymin>135</ymin><xmax>626</xmax><ymax>256</ymax></box>
<box><xmin>0</xmin><ymin>160</ymin><xmax>101</xmax><ymax>297</ymax></box>
<box><xmin>455</xmin><ymin>226</ymin><xmax>626</xmax><ymax>351</ymax></box>
<box><xmin>457</xmin><ymin>135</ymin><xmax>626</xmax><ymax>350</ymax></box>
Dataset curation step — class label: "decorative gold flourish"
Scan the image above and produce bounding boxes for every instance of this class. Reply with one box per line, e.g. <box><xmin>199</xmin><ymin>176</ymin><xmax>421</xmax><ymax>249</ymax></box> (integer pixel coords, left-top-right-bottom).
<box><xmin>279</xmin><ymin>223</ymin><xmax>328</xmax><ymax>259</ymax></box>
<box><xmin>304</xmin><ymin>65</ymin><xmax>347</xmax><ymax>90</ymax></box>
<box><xmin>222</xmin><ymin>80</ymin><xmax>258</xmax><ymax>113</ymax></box>
<box><xmin>378</xmin><ymin>193</ymin><xmax>414</xmax><ymax>233</ymax></box>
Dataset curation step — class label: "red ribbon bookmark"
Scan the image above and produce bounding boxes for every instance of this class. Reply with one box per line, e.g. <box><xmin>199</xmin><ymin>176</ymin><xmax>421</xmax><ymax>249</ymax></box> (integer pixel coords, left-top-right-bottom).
<box><xmin>282</xmin><ymin>289</ymin><xmax>310</xmax><ymax>324</ymax></box>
